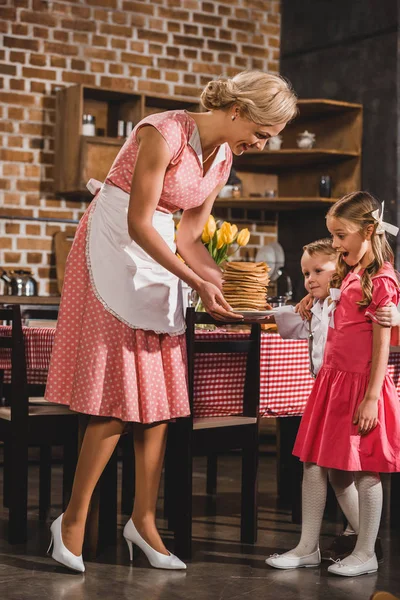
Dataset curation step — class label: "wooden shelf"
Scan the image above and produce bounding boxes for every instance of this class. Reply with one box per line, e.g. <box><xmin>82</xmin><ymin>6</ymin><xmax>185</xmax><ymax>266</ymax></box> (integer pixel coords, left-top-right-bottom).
<box><xmin>215</xmin><ymin>196</ymin><xmax>338</xmax><ymax>210</ymax></box>
<box><xmin>296</xmin><ymin>99</ymin><xmax>363</xmax><ymax>119</ymax></box>
<box><xmin>235</xmin><ymin>149</ymin><xmax>360</xmax><ymax>170</ymax></box>
<box><xmin>81</xmin><ymin>135</ymin><xmax>125</xmax><ymax>146</ymax></box>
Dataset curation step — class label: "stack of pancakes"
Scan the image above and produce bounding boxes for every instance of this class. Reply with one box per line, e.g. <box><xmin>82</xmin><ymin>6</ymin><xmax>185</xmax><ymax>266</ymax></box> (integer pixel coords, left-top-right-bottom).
<box><xmin>222</xmin><ymin>261</ymin><xmax>270</xmax><ymax>311</ymax></box>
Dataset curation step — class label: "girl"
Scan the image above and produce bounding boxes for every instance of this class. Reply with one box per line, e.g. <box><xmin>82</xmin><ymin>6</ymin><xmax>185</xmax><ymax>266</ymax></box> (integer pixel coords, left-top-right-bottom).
<box><xmin>266</xmin><ymin>191</ymin><xmax>400</xmax><ymax>577</ymax></box>
<box><xmin>45</xmin><ymin>71</ymin><xmax>298</xmax><ymax>573</ymax></box>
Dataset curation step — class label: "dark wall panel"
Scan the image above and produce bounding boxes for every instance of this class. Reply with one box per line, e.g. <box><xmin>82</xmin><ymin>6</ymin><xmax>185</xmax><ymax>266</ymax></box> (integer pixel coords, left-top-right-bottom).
<box><xmin>280</xmin><ymin>0</ymin><xmax>398</xmax><ymax>294</ymax></box>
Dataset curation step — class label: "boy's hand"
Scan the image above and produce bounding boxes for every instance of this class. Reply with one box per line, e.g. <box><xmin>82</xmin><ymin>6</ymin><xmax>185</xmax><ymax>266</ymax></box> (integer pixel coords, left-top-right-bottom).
<box><xmin>353</xmin><ymin>398</ymin><xmax>378</xmax><ymax>435</ymax></box>
<box><xmin>295</xmin><ymin>293</ymin><xmax>313</xmax><ymax>320</ymax></box>
<box><xmin>375</xmin><ymin>302</ymin><xmax>400</xmax><ymax>327</ymax></box>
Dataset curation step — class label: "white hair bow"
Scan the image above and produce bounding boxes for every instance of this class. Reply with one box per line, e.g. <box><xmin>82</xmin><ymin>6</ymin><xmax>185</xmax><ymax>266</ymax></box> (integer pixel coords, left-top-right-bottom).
<box><xmin>371</xmin><ymin>201</ymin><xmax>399</xmax><ymax>236</ymax></box>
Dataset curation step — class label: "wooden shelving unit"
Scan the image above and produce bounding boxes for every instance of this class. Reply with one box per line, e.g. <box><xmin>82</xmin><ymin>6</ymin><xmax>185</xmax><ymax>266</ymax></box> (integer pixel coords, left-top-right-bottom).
<box><xmin>54</xmin><ymin>85</ymin><xmax>199</xmax><ymax>195</ymax></box>
<box><xmin>55</xmin><ymin>89</ymin><xmax>362</xmax><ymax>209</ymax></box>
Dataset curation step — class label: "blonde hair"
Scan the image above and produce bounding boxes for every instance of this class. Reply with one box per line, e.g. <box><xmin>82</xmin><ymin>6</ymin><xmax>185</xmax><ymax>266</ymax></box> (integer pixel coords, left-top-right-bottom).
<box><xmin>200</xmin><ymin>70</ymin><xmax>298</xmax><ymax>125</ymax></box>
<box><xmin>327</xmin><ymin>191</ymin><xmax>396</xmax><ymax>307</ymax></box>
<box><xmin>303</xmin><ymin>237</ymin><xmax>336</xmax><ymax>259</ymax></box>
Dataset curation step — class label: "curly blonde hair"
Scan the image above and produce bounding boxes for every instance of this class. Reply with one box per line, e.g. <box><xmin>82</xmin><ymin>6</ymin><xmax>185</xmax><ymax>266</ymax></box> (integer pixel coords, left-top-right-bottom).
<box><xmin>327</xmin><ymin>191</ymin><xmax>396</xmax><ymax>307</ymax></box>
<box><xmin>200</xmin><ymin>70</ymin><xmax>298</xmax><ymax>125</ymax></box>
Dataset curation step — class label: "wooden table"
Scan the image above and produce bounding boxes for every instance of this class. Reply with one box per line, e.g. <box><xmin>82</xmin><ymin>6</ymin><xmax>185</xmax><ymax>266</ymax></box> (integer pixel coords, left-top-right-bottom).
<box><xmin>0</xmin><ymin>295</ymin><xmax>60</xmax><ymax>306</ymax></box>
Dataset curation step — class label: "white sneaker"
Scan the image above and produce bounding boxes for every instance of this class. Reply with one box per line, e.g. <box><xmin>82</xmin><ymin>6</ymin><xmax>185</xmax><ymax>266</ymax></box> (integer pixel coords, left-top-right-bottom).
<box><xmin>123</xmin><ymin>519</ymin><xmax>187</xmax><ymax>570</ymax></box>
<box><xmin>48</xmin><ymin>514</ymin><xmax>85</xmax><ymax>573</ymax></box>
<box><xmin>265</xmin><ymin>549</ymin><xmax>321</xmax><ymax>570</ymax></box>
<box><xmin>328</xmin><ymin>553</ymin><xmax>378</xmax><ymax>577</ymax></box>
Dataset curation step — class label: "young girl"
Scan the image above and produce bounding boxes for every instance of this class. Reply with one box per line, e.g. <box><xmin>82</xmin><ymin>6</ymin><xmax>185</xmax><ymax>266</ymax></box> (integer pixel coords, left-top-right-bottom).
<box><xmin>266</xmin><ymin>191</ymin><xmax>400</xmax><ymax>577</ymax></box>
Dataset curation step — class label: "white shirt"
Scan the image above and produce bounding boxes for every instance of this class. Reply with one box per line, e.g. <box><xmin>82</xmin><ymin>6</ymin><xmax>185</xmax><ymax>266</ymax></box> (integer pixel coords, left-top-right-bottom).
<box><xmin>274</xmin><ymin>298</ymin><xmax>334</xmax><ymax>377</ymax></box>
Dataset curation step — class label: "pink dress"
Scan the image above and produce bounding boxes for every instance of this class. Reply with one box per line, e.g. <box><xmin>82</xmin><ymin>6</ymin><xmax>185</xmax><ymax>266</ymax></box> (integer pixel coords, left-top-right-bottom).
<box><xmin>45</xmin><ymin>110</ymin><xmax>232</xmax><ymax>423</ymax></box>
<box><xmin>293</xmin><ymin>262</ymin><xmax>400</xmax><ymax>472</ymax></box>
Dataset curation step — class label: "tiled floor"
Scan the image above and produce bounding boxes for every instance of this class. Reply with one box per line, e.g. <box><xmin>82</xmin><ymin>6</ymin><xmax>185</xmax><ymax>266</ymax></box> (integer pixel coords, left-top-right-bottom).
<box><xmin>0</xmin><ymin>448</ymin><xmax>399</xmax><ymax>600</ymax></box>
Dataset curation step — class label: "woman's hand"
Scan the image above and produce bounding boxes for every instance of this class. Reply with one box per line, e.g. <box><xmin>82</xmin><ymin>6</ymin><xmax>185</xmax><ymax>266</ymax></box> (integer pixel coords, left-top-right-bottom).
<box><xmin>295</xmin><ymin>293</ymin><xmax>313</xmax><ymax>320</ymax></box>
<box><xmin>353</xmin><ymin>397</ymin><xmax>378</xmax><ymax>435</ymax></box>
<box><xmin>375</xmin><ymin>302</ymin><xmax>400</xmax><ymax>327</ymax></box>
<box><xmin>198</xmin><ymin>281</ymin><xmax>243</xmax><ymax>321</ymax></box>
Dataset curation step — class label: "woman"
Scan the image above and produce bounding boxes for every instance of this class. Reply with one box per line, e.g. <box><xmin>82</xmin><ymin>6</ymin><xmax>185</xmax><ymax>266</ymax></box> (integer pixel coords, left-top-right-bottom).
<box><xmin>45</xmin><ymin>70</ymin><xmax>298</xmax><ymax>571</ymax></box>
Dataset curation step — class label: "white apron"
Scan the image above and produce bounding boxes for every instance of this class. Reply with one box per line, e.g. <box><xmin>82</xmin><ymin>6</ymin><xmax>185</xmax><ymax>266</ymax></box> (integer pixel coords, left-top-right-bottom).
<box><xmin>86</xmin><ymin>179</ymin><xmax>185</xmax><ymax>336</ymax></box>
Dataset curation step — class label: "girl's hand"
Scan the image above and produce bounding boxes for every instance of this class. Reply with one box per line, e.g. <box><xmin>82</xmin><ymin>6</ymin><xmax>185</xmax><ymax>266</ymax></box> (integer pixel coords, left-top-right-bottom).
<box><xmin>353</xmin><ymin>398</ymin><xmax>378</xmax><ymax>435</ymax></box>
<box><xmin>295</xmin><ymin>293</ymin><xmax>313</xmax><ymax>320</ymax></box>
<box><xmin>198</xmin><ymin>281</ymin><xmax>243</xmax><ymax>321</ymax></box>
<box><xmin>375</xmin><ymin>302</ymin><xmax>400</xmax><ymax>327</ymax></box>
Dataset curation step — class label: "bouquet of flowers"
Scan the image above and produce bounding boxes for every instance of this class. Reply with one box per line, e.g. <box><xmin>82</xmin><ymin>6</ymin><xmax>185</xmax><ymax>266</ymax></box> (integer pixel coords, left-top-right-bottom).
<box><xmin>201</xmin><ymin>215</ymin><xmax>250</xmax><ymax>266</ymax></box>
<box><xmin>194</xmin><ymin>216</ymin><xmax>250</xmax><ymax>316</ymax></box>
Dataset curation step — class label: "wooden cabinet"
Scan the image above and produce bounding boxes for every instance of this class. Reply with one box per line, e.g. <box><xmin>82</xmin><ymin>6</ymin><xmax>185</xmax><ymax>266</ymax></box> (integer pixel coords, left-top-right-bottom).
<box><xmin>54</xmin><ymin>85</ymin><xmax>199</xmax><ymax>195</ymax></box>
<box><xmin>216</xmin><ymin>98</ymin><xmax>362</xmax><ymax>211</ymax></box>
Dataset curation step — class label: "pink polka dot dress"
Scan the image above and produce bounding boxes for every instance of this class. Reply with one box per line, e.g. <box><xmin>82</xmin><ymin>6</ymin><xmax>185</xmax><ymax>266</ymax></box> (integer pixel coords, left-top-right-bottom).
<box><xmin>45</xmin><ymin>110</ymin><xmax>233</xmax><ymax>423</ymax></box>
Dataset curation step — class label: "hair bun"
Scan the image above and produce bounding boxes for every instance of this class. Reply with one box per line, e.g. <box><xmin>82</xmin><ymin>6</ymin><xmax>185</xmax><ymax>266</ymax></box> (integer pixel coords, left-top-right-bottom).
<box><xmin>200</xmin><ymin>79</ymin><xmax>236</xmax><ymax>111</ymax></box>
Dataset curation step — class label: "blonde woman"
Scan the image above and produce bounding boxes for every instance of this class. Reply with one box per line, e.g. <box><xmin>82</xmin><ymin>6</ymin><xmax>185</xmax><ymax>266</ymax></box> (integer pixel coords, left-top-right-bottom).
<box><xmin>45</xmin><ymin>70</ymin><xmax>298</xmax><ymax>572</ymax></box>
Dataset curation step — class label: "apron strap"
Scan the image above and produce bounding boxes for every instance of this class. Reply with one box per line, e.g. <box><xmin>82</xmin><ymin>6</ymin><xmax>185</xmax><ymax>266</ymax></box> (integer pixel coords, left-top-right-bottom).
<box><xmin>86</xmin><ymin>178</ymin><xmax>103</xmax><ymax>195</ymax></box>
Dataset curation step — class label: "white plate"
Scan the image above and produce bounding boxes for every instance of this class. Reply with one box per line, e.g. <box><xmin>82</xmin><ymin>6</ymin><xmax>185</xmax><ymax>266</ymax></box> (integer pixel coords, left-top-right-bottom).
<box><xmin>233</xmin><ymin>309</ymin><xmax>277</xmax><ymax>318</ymax></box>
<box><xmin>256</xmin><ymin>242</ymin><xmax>285</xmax><ymax>281</ymax></box>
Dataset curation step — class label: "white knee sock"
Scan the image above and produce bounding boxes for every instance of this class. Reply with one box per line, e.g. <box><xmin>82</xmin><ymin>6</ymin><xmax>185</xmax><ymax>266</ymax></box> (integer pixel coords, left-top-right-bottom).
<box><xmin>285</xmin><ymin>462</ymin><xmax>327</xmax><ymax>557</ymax></box>
<box><xmin>328</xmin><ymin>469</ymin><xmax>359</xmax><ymax>534</ymax></box>
<box><xmin>340</xmin><ymin>472</ymin><xmax>382</xmax><ymax>566</ymax></box>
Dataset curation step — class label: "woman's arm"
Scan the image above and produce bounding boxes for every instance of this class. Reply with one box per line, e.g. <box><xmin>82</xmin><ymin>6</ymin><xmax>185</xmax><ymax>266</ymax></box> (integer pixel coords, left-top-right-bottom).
<box><xmin>127</xmin><ymin>126</ymin><xmax>240</xmax><ymax>321</ymax></box>
<box><xmin>176</xmin><ymin>183</ymin><xmax>225</xmax><ymax>290</ymax></box>
<box><xmin>353</xmin><ymin>323</ymin><xmax>391</xmax><ymax>435</ymax></box>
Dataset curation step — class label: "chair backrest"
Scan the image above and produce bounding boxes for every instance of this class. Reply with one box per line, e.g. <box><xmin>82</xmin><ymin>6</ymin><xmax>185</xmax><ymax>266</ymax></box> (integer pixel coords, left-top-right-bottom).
<box><xmin>0</xmin><ymin>305</ymin><xmax>59</xmax><ymax>408</ymax></box>
<box><xmin>54</xmin><ymin>231</ymin><xmax>74</xmax><ymax>294</ymax></box>
<box><xmin>0</xmin><ymin>305</ymin><xmax>28</xmax><ymax>420</ymax></box>
<box><xmin>185</xmin><ymin>307</ymin><xmax>261</xmax><ymax>419</ymax></box>
<box><xmin>21</xmin><ymin>307</ymin><xmax>59</xmax><ymax>327</ymax></box>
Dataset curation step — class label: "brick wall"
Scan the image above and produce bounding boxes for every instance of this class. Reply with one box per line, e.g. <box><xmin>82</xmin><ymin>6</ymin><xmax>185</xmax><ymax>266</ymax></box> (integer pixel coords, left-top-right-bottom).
<box><xmin>0</xmin><ymin>0</ymin><xmax>280</xmax><ymax>295</ymax></box>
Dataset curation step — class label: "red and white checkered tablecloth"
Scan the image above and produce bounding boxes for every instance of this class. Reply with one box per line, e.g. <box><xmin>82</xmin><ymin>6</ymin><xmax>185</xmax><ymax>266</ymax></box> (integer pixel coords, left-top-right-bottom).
<box><xmin>1</xmin><ymin>326</ymin><xmax>400</xmax><ymax>418</ymax></box>
<box><xmin>193</xmin><ymin>331</ymin><xmax>315</xmax><ymax>418</ymax></box>
<box><xmin>0</xmin><ymin>326</ymin><xmax>55</xmax><ymax>384</ymax></box>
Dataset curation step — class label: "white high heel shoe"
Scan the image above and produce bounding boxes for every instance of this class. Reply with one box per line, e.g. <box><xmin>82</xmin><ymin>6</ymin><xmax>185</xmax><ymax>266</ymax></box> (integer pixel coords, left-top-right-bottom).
<box><xmin>47</xmin><ymin>514</ymin><xmax>85</xmax><ymax>573</ymax></box>
<box><xmin>123</xmin><ymin>519</ymin><xmax>186</xmax><ymax>570</ymax></box>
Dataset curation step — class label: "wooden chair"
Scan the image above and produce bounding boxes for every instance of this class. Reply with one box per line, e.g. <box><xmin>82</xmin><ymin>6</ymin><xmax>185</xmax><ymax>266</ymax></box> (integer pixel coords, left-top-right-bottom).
<box><xmin>54</xmin><ymin>231</ymin><xmax>74</xmax><ymax>294</ymax></box>
<box><xmin>166</xmin><ymin>307</ymin><xmax>261</xmax><ymax>558</ymax></box>
<box><xmin>0</xmin><ymin>305</ymin><xmax>79</xmax><ymax>543</ymax></box>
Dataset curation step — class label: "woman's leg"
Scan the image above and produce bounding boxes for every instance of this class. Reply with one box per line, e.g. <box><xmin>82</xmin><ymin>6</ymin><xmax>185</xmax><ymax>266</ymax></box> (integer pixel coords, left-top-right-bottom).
<box><xmin>342</xmin><ymin>472</ymin><xmax>382</xmax><ymax>565</ymax></box>
<box><xmin>284</xmin><ymin>462</ymin><xmax>328</xmax><ymax>557</ymax></box>
<box><xmin>131</xmin><ymin>422</ymin><xmax>168</xmax><ymax>555</ymax></box>
<box><xmin>328</xmin><ymin>469</ymin><xmax>360</xmax><ymax>534</ymax></box>
<box><xmin>62</xmin><ymin>416</ymin><xmax>125</xmax><ymax>556</ymax></box>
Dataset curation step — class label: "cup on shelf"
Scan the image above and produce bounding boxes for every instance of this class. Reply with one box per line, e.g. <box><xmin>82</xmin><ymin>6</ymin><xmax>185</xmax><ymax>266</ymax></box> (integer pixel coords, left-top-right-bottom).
<box><xmin>82</xmin><ymin>114</ymin><xmax>96</xmax><ymax>136</ymax></box>
<box><xmin>125</xmin><ymin>121</ymin><xmax>133</xmax><ymax>136</ymax></box>
<box><xmin>319</xmin><ymin>175</ymin><xmax>332</xmax><ymax>197</ymax></box>
<box><xmin>117</xmin><ymin>120</ymin><xmax>125</xmax><ymax>138</ymax></box>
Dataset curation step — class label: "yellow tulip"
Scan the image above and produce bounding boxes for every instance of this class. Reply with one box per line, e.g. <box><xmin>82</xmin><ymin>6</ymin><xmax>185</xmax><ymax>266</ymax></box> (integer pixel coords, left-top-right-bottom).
<box><xmin>202</xmin><ymin>229</ymin><xmax>210</xmax><ymax>243</ymax></box>
<box><xmin>220</xmin><ymin>221</ymin><xmax>236</xmax><ymax>244</ymax></box>
<box><xmin>216</xmin><ymin>229</ymin><xmax>225</xmax><ymax>249</ymax></box>
<box><xmin>237</xmin><ymin>228</ymin><xmax>250</xmax><ymax>247</ymax></box>
<box><xmin>201</xmin><ymin>215</ymin><xmax>216</xmax><ymax>243</ymax></box>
